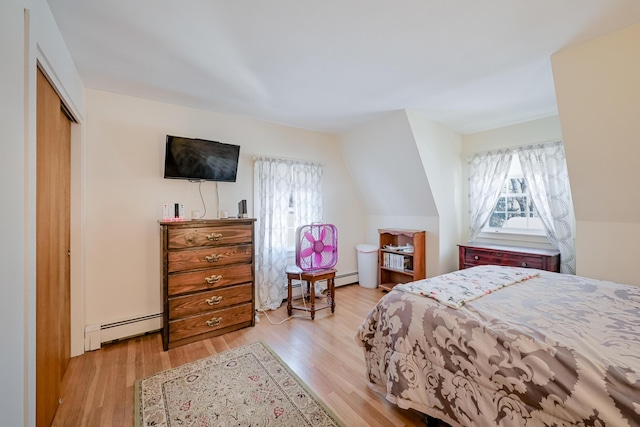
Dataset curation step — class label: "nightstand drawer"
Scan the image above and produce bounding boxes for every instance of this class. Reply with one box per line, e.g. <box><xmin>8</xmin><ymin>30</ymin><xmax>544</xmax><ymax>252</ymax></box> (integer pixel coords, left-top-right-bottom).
<box><xmin>167</xmin><ymin>225</ymin><xmax>252</xmax><ymax>249</ymax></box>
<box><xmin>168</xmin><ymin>283</ymin><xmax>252</xmax><ymax>319</ymax></box>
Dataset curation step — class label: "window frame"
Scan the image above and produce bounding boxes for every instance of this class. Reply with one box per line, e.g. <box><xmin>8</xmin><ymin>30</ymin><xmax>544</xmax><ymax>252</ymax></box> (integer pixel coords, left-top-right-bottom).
<box><xmin>481</xmin><ymin>154</ymin><xmax>546</xmax><ymax>237</ymax></box>
<box><xmin>474</xmin><ymin>153</ymin><xmax>553</xmax><ymax>248</ymax></box>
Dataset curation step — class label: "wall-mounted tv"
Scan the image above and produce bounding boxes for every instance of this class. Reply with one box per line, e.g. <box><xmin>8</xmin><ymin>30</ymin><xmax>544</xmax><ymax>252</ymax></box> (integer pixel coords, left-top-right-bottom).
<box><xmin>164</xmin><ymin>135</ymin><xmax>240</xmax><ymax>182</ymax></box>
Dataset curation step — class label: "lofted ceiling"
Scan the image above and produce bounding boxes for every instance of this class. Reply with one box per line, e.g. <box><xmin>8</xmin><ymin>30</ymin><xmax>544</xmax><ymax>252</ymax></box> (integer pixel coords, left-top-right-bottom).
<box><xmin>47</xmin><ymin>0</ymin><xmax>640</xmax><ymax>134</ymax></box>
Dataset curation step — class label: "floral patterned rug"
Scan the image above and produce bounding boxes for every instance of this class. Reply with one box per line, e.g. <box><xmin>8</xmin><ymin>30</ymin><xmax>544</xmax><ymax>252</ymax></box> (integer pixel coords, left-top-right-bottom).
<box><xmin>135</xmin><ymin>341</ymin><xmax>345</xmax><ymax>427</ymax></box>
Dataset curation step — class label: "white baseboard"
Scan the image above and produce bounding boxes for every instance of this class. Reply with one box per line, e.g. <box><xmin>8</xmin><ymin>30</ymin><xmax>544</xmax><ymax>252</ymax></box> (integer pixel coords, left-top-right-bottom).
<box><xmin>336</xmin><ymin>271</ymin><xmax>358</xmax><ymax>286</ymax></box>
<box><xmin>84</xmin><ymin>313</ymin><xmax>162</xmax><ymax>351</ymax></box>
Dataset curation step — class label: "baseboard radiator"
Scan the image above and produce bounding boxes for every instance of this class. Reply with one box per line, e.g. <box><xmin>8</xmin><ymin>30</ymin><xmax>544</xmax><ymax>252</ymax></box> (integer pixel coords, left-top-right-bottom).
<box><xmin>84</xmin><ymin>312</ymin><xmax>162</xmax><ymax>351</ymax></box>
<box><xmin>84</xmin><ymin>271</ymin><xmax>359</xmax><ymax>351</ymax></box>
<box><xmin>286</xmin><ymin>270</ymin><xmax>358</xmax><ymax>300</ymax></box>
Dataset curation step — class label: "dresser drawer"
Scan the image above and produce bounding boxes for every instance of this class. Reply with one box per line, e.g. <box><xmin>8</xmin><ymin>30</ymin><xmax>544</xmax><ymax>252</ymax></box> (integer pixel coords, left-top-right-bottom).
<box><xmin>464</xmin><ymin>248</ymin><xmax>544</xmax><ymax>269</ymax></box>
<box><xmin>168</xmin><ymin>244</ymin><xmax>253</xmax><ymax>272</ymax></box>
<box><xmin>169</xmin><ymin>303</ymin><xmax>253</xmax><ymax>342</ymax></box>
<box><xmin>168</xmin><ymin>225</ymin><xmax>252</xmax><ymax>249</ymax></box>
<box><xmin>167</xmin><ymin>264</ymin><xmax>252</xmax><ymax>296</ymax></box>
<box><xmin>464</xmin><ymin>249</ymin><xmax>502</xmax><ymax>266</ymax></box>
<box><xmin>500</xmin><ymin>253</ymin><xmax>544</xmax><ymax>269</ymax></box>
<box><xmin>168</xmin><ymin>283</ymin><xmax>252</xmax><ymax>319</ymax></box>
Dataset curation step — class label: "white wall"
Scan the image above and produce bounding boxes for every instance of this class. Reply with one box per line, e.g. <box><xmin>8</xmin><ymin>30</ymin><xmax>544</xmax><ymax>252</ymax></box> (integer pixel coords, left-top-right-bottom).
<box><xmin>338</xmin><ymin>111</ymin><xmax>441</xmax><ymax>276</ymax></box>
<box><xmin>552</xmin><ymin>22</ymin><xmax>640</xmax><ymax>285</ymax></box>
<box><xmin>461</xmin><ymin>116</ymin><xmax>563</xmax><ymax>247</ymax></box>
<box><xmin>84</xmin><ymin>90</ymin><xmax>366</xmax><ymax>337</ymax></box>
<box><xmin>1</xmin><ymin>4</ymin><xmax>28</xmax><ymax>426</ymax></box>
<box><xmin>1</xmin><ymin>0</ymin><xmax>86</xmax><ymax>425</ymax></box>
<box><xmin>407</xmin><ymin>111</ymin><xmax>463</xmax><ymax>274</ymax></box>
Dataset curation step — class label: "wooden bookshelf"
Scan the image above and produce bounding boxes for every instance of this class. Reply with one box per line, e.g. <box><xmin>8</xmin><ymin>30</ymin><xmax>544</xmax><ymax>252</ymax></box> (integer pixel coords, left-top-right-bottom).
<box><xmin>378</xmin><ymin>228</ymin><xmax>425</xmax><ymax>291</ymax></box>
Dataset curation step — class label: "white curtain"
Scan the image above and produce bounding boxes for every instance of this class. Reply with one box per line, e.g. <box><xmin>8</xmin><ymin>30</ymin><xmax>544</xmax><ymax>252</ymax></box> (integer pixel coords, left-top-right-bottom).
<box><xmin>253</xmin><ymin>157</ymin><xmax>324</xmax><ymax>310</ymax></box>
<box><xmin>291</xmin><ymin>162</ymin><xmax>324</xmax><ymax>230</ymax></box>
<box><xmin>517</xmin><ymin>142</ymin><xmax>576</xmax><ymax>274</ymax></box>
<box><xmin>468</xmin><ymin>149</ymin><xmax>513</xmax><ymax>241</ymax></box>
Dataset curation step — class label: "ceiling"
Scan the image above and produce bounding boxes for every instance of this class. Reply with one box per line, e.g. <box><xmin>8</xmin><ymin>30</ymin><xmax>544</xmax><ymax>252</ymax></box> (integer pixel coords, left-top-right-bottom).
<box><xmin>47</xmin><ymin>1</ymin><xmax>640</xmax><ymax>134</ymax></box>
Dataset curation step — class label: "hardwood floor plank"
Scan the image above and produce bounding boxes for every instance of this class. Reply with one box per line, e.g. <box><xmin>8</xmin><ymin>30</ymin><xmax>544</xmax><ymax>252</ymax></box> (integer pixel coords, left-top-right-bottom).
<box><xmin>53</xmin><ymin>284</ymin><xmax>447</xmax><ymax>426</ymax></box>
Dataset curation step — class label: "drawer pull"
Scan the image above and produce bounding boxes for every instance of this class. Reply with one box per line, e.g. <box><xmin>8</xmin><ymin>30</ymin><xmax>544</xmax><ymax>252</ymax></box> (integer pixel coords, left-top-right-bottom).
<box><xmin>204</xmin><ymin>254</ymin><xmax>223</xmax><ymax>263</ymax></box>
<box><xmin>205</xmin><ymin>296</ymin><xmax>223</xmax><ymax>305</ymax></box>
<box><xmin>185</xmin><ymin>234</ymin><xmax>196</xmax><ymax>244</ymax></box>
<box><xmin>205</xmin><ymin>317</ymin><xmax>223</xmax><ymax>327</ymax></box>
<box><xmin>206</xmin><ymin>233</ymin><xmax>223</xmax><ymax>241</ymax></box>
<box><xmin>521</xmin><ymin>262</ymin><xmax>528</xmax><ymax>267</ymax></box>
<box><xmin>204</xmin><ymin>274</ymin><xmax>223</xmax><ymax>285</ymax></box>
<box><xmin>474</xmin><ymin>255</ymin><xmax>479</xmax><ymax>260</ymax></box>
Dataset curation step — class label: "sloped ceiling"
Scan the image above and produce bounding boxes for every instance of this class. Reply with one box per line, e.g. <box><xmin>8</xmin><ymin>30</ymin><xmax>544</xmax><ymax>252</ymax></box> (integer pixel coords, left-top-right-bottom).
<box><xmin>47</xmin><ymin>0</ymin><xmax>640</xmax><ymax>134</ymax></box>
<box><xmin>340</xmin><ymin>111</ymin><xmax>437</xmax><ymax>216</ymax></box>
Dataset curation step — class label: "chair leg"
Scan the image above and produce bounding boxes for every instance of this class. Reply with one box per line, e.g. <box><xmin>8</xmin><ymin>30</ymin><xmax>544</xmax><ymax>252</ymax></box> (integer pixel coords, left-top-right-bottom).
<box><xmin>330</xmin><ymin>278</ymin><xmax>335</xmax><ymax>313</ymax></box>
<box><xmin>310</xmin><ymin>279</ymin><xmax>316</xmax><ymax>319</ymax></box>
<box><xmin>287</xmin><ymin>277</ymin><xmax>293</xmax><ymax>316</ymax></box>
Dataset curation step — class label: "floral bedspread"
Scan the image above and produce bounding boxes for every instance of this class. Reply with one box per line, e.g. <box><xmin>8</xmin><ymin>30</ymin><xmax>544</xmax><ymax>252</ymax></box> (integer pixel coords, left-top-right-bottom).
<box><xmin>395</xmin><ymin>265</ymin><xmax>539</xmax><ymax>308</ymax></box>
<box><xmin>356</xmin><ymin>267</ymin><xmax>640</xmax><ymax>427</ymax></box>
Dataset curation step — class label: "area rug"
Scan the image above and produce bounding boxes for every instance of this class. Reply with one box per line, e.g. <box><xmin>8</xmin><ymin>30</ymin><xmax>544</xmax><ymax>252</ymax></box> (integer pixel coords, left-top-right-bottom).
<box><xmin>135</xmin><ymin>341</ymin><xmax>345</xmax><ymax>427</ymax></box>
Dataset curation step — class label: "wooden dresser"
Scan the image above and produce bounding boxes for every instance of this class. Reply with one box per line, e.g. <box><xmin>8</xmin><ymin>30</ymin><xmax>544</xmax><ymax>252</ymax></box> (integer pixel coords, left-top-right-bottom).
<box><xmin>458</xmin><ymin>243</ymin><xmax>560</xmax><ymax>272</ymax></box>
<box><xmin>160</xmin><ymin>219</ymin><xmax>256</xmax><ymax>350</ymax></box>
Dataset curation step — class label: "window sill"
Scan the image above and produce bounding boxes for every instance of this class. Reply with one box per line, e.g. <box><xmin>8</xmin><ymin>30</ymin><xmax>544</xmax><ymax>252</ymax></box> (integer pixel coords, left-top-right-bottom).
<box><xmin>474</xmin><ymin>230</ymin><xmax>554</xmax><ymax>250</ymax></box>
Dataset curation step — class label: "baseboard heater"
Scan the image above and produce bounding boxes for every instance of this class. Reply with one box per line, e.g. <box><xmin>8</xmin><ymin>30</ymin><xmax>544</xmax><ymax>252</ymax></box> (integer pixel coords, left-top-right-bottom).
<box><xmin>285</xmin><ymin>271</ymin><xmax>358</xmax><ymax>301</ymax></box>
<box><xmin>84</xmin><ymin>312</ymin><xmax>162</xmax><ymax>351</ymax></box>
<box><xmin>85</xmin><ymin>272</ymin><xmax>359</xmax><ymax>351</ymax></box>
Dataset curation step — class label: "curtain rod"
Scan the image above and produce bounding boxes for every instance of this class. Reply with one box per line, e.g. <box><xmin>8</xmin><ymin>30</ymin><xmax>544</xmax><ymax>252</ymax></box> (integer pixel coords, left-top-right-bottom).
<box><xmin>466</xmin><ymin>139</ymin><xmax>563</xmax><ymax>160</ymax></box>
<box><xmin>250</xmin><ymin>154</ymin><xmax>324</xmax><ymax>167</ymax></box>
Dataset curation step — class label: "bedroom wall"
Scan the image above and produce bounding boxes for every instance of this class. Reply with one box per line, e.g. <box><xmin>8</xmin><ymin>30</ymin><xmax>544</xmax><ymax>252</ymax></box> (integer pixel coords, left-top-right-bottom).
<box><xmin>84</xmin><ymin>89</ymin><xmax>366</xmax><ymax>341</ymax></box>
<box><xmin>407</xmin><ymin>111</ymin><xmax>463</xmax><ymax>274</ymax></box>
<box><xmin>338</xmin><ymin>111</ymin><xmax>442</xmax><ymax>277</ymax></box>
<box><xmin>552</xmin><ymin>22</ymin><xmax>640</xmax><ymax>286</ymax></box>
<box><xmin>1</xmin><ymin>4</ymin><xmax>28</xmax><ymax>426</ymax></box>
<box><xmin>1</xmin><ymin>0</ymin><xmax>86</xmax><ymax>425</ymax></box>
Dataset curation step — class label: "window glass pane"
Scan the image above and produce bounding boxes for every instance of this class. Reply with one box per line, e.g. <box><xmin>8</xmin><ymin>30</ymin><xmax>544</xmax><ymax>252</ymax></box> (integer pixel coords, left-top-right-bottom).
<box><xmin>483</xmin><ymin>155</ymin><xmax>544</xmax><ymax>233</ymax></box>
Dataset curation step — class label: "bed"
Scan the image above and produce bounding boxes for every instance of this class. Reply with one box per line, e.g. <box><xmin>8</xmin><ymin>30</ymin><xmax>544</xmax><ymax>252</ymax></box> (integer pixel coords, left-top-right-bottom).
<box><xmin>355</xmin><ymin>265</ymin><xmax>640</xmax><ymax>427</ymax></box>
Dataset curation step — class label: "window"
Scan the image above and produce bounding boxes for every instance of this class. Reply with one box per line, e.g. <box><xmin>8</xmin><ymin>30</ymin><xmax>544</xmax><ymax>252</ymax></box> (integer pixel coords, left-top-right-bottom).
<box><xmin>483</xmin><ymin>155</ymin><xmax>545</xmax><ymax>235</ymax></box>
<box><xmin>468</xmin><ymin>141</ymin><xmax>575</xmax><ymax>273</ymax></box>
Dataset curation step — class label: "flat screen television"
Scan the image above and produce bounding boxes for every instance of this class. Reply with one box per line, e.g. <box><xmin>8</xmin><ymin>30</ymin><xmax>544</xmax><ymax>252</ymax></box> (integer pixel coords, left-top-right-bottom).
<box><xmin>164</xmin><ymin>135</ymin><xmax>240</xmax><ymax>182</ymax></box>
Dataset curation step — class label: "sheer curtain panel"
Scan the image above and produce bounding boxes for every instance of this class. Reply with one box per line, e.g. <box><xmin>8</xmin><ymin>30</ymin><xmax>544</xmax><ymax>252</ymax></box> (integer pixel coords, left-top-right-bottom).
<box><xmin>254</xmin><ymin>157</ymin><xmax>324</xmax><ymax>310</ymax></box>
<box><xmin>468</xmin><ymin>149</ymin><xmax>513</xmax><ymax>241</ymax></box>
<box><xmin>517</xmin><ymin>142</ymin><xmax>576</xmax><ymax>274</ymax></box>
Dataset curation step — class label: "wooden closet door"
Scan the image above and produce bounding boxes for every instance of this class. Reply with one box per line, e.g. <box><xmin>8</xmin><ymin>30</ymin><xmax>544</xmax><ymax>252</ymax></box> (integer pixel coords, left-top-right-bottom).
<box><xmin>36</xmin><ymin>68</ymin><xmax>71</xmax><ymax>427</ymax></box>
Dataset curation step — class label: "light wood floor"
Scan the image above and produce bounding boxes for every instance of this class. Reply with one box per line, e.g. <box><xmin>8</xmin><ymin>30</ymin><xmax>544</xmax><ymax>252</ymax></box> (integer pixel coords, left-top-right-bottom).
<box><xmin>52</xmin><ymin>284</ymin><xmax>446</xmax><ymax>426</ymax></box>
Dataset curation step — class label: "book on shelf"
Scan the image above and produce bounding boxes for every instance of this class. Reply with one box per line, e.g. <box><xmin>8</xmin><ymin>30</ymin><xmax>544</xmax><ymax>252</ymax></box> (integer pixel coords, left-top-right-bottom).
<box><xmin>382</xmin><ymin>252</ymin><xmax>407</xmax><ymax>270</ymax></box>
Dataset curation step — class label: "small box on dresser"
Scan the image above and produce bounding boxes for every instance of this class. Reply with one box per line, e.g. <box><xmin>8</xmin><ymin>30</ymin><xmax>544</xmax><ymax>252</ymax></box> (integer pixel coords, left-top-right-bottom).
<box><xmin>160</xmin><ymin>218</ymin><xmax>256</xmax><ymax>350</ymax></box>
<box><xmin>458</xmin><ymin>242</ymin><xmax>560</xmax><ymax>272</ymax></box>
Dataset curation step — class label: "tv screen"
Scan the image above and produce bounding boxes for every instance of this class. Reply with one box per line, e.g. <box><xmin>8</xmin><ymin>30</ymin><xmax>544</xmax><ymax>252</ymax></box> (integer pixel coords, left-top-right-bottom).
<box><xmin>164</xmin><ymin>135</ymin><xmax>240</xmax><ymax>182</ymax></box>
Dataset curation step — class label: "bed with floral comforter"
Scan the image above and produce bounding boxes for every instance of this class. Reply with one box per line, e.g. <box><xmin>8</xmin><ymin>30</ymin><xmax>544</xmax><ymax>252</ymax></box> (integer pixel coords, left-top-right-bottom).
<box><xmin>355</xmin><ymin>266</ymin><xmax>640</xmax><ymax>426</ymax></box>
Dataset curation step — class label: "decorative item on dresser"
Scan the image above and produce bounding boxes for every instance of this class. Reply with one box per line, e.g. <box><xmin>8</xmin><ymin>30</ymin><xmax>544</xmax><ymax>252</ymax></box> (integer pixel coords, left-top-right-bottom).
<box><xmin>160</xmin><ymin>218</ymin><xmax>256</xmax><ymax>350</ymax></box>
<box><xmin>458</xmin><ymin>242</ymin><xmax>560</xmax><ymax>272</ymax></box>
<box><xmin>378</xmin><ymin>228</ymin><xmax>426</xmax><ymax>291</ymax></box>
